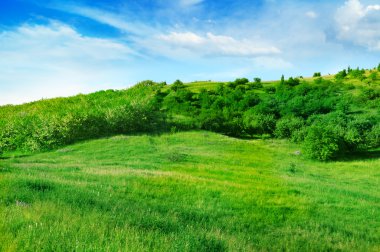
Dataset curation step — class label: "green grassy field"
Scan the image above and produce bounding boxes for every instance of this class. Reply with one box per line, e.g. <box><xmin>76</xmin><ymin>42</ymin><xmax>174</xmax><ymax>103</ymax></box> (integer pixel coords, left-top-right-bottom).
<box><xmin>1</xmin><ymin>131</ymin><xmax>379</xmax><ymax>251</ymax></box>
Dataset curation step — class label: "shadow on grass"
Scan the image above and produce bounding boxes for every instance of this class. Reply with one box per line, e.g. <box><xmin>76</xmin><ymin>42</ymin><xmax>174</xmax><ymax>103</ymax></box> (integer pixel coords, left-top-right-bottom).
<box><xmin>337</xmin><ymin>150</ymin><xmax>380</xmax><ymax>162</ymax></box>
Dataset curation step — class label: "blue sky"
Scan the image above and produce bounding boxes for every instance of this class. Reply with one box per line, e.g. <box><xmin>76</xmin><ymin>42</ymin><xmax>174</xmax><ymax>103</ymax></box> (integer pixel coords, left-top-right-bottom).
<box><xmin>0</xmin><ymin>0</ymin><xmax>380</xmax><ymax>105</ymax></box>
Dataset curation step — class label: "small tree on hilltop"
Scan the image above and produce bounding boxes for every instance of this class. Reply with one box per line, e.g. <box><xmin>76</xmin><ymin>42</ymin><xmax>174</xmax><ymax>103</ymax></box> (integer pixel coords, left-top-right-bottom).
<box><xmin>254</xmin><ymin>77</ymin><xmax>261</xmax><ymax>84</ymax></box>
<box><xmin>234</xmin><ymin>78</ymin><xmax>249</xmax><ymax>85</ymax></box>
<box><xmin>171</xmin><ymin>80</ymin><xmax>185</xmax><ymax>91</ymax></box>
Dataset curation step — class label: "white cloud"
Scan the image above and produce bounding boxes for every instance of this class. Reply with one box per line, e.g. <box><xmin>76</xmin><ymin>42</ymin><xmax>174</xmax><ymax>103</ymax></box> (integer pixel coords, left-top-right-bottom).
<box><xmin>55</xmin><ymin>4</ymin><xmax>280</xmax><ymax>59</ymax></box>
<box><xmin>0</xmin><ymin>22</ymin><xmax>135</xmax><ymax>105</ymax></box>
<box><xmin>335</xmin><ymin>0</ymin><xmax>380</xmax><ymax>50</ymax></box>
<box><xmin>155</xmin><ymin>31</ymin><xmax>280</xmax><ymax>58</ymax></box>
<box><xmin>305</xmin><ymin>11</ymin><xmax>318</xmax><ymax>19</ymax></box>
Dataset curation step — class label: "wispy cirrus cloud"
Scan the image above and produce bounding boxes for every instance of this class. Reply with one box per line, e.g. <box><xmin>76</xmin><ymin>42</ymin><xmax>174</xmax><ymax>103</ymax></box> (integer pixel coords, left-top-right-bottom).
<box><xmin>52</xmin><ymin>3</ymin><xmax>281</xmax><ymax>59</ymax></box>
<box><xmin>156</xmin><ymin>31</ymin><xmax>280</xmax><ymax>57</ymax></box>
<box><xmin>0</xmin><ymin>22</ymin><xmax>135</xmax><ymax>105</ymax></box>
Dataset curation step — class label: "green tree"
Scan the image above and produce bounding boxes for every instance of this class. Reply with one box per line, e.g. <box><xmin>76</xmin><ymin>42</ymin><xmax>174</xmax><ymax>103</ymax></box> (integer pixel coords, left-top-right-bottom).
<box><xmin>234</xmin><ymin>78</ymin><xmax>249</xmax><ymax>86</ymax></box>
<box><xmin>243</xmin><ymin>110</ymin><xmax>276</xmax><ymax>136</ymax></box>
<box><xmin>303</xmin><ymin>124</ymin><xmax>343</xmax><ymax>161</ymax></box>
<box><xmin>274</xmin><ymin>116</ymin><xmax>305</xmax><ymax>139</ymax></box>
<box><xmin>335</xmin><ymin>69</ymin><xmax>347</xmax><ymax>80</ymax></box>
<box><xmin>171</xmin><ymin>80</ymin><xmax>185</xmax><ymax>91</ymax></box>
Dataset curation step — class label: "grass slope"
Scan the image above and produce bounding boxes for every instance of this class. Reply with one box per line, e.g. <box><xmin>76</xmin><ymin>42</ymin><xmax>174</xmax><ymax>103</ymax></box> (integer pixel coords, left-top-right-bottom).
<box><xmin>1</xmin><ymin>131</ymin><xmax>379</xmax><ymax>251</ymax></box>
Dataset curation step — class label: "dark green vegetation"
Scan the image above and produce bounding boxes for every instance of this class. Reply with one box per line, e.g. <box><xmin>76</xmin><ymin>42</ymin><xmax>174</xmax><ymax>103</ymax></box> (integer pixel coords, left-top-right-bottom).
<box><xmin>2</xmin><ymin>65</ymin><xmax>379</xmax><ymax>160</ymax></box>
<box><xmin>1</xmin><ymin>132</ymin><xmax>379</xmax><ymax>251</ymax></box>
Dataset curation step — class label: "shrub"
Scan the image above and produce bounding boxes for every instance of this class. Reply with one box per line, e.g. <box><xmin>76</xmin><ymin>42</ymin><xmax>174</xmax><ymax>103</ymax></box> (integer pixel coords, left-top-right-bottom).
<box><xmin>303</xmin><ymin>124</ymin><xmax>344</xmax><ymax>161</ymax></box>
<box><xmin>286</xmin><ymin>77</ymin><xmax>300</xmax><ymax>87</ymax></box>
<box><xmin>198</xmin><ymin>110</ymin><xmax>224</xmax><ymax>132</ymax></box>
<box><xmin>243</xmin><ymin>110</ymin><xmax>276</xmax><ymax>136</ymax></box>
<box><xmin>369</xmin><ymin>72</ymin><xmax>378</xmax><ymax>81</ymax></box>
<box><xmin>249</xmin><ymin>82</ymin><xmax>263</xmax><ymax>89</ymax></box>
<box><xmin>313</xmin><ymin>77</ymin><xmax>323</xmax><ymax>84</ymax></box>
<box><xmin>254</xmin><ymin>77</ymin><xmax>262</xmax><ymax>84</ymax></box>
<box><xmin>275</xmin><ymin>116</ymin><xmax>305</xmax><ymax>139</ymax></box>
<box><xmin>264</xmin><ymin>86</ymin><xmax>276</xmax><ymax>94</ymax></box>
<box><xmin>366</xmin><ymin>124</ymin><xmax>380</xmax><ymax>149</ymax></box>
<box><xmin>335</xmin><ymin>69</ymin><xmax>347</xmax><ymax>80</ymax></box>
<box><xmin>171</xmin><ymin>80</ymin><xmax>185</xmax><ymax>91</ymax></box>
<box><xmin>234</xmin><ymin>78</ymin><xmax>249</xmax><ymax>85</ymax></box>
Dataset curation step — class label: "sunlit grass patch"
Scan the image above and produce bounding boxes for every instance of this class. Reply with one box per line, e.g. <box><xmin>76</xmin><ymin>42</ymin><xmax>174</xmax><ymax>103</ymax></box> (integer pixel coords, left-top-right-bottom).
<box><xmin>0</xmin><ymin>131</ymin><xmax>379</xmax><ymax>251</ymax></box>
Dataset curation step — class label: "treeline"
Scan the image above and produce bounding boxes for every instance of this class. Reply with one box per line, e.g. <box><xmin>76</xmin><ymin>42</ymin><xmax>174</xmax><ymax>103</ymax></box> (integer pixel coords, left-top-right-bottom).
<box><xmin>0</xmin><ymin>66</ymin><xmax>379</xmax><ymax>161</ymax></box>
<box><xmin>160</xmin><ymin>68</ymin><xmax>380</xmax><ymax>161</ymax></box>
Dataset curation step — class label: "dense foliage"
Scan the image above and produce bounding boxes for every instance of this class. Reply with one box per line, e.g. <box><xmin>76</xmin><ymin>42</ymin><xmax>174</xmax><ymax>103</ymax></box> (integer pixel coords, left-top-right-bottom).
<box><xmin>0</xmin><ymin>82</ymin><xmax>166</xmax><ymax>153</ymax></box>
<box><xmin>0</xmin><ymin>66</ymin><xmax>379</xmax><ymax>160</ymax></box>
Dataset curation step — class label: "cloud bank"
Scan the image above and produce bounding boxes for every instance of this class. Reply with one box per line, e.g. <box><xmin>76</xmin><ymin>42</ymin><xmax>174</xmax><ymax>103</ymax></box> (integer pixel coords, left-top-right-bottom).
<box><xmin>335</xmin><ymin>0</ymin><xmax>380</xmax><ymax>50</ymax></box>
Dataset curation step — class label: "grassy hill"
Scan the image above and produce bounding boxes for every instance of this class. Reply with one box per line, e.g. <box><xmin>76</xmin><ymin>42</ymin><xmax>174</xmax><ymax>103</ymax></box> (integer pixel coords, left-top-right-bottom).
<box><xmin>1</xmin><ymin>131</ymin><xmax>379</xmax><ymax>251</ymax></box>
<box><xmin>1</xmin><ymin>68</ymin><xmax>380</xmax><ymax>158</ymax></box>
<box><xmin>0</xmin><ymin>65</ymin><xmax>380</xmax><ymax>250</ymax></box>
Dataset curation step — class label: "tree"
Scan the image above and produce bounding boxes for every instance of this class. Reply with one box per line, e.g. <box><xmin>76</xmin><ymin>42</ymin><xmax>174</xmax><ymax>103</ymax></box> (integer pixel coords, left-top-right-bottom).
<box><xmin>286</xmin><ymin>77</ymin><xmax>300</xmax><ymax>87</ymax></box>
<box><xmin>249</xmin><ymin>77</ymin><xmax>263</xmax><ymax>89</ymax></box>
<box><xmin>234</xmin><ymin>78</ymin><xmax>249</xmax><ymax>85</ymax></box>
<box><xmin>280</xmin><ymin>75</ymin><xmax>285</xmax><ymax>85</ymax></box>
<box><xmin>335</xmin><ymin>69</ymin><xmax>347</xmax><ymax>80</ymax></box>
<box><xmin>274</xmin><ymin>116</ymin><xmax>305</xmax><ymax>139</ymax></box>
<box><xmin>254</xmin><ymin>77</ymin><xmax>261</xmax><ymax>84</ymax></box>
<box><xmin>313</xmin><ymin>72</ymin><xmax>321</xmax><ymax>77</ymax></box>
<box><xmin>303</xmin><ymin>124</ymin><xmax>343</xmax><ymax>161</ymax></box>
<box><xmin>377</xmin><ymin>63</ymin><xmax>380</xmax><ymax>72</ymax></box>
<box><xmin>243</xmin><ymin>110</ymin><xmax>276</xmax><ymax>136</ymax></box>
<box><xmin>171</xmin><ymin>80</ymin><xmax>185</xmax><ymax>91</ymax></box>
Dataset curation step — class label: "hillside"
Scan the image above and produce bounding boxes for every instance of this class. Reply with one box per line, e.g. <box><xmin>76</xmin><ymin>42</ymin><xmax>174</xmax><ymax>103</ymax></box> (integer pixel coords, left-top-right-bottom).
<box><xmin>1</xmin><ymin>65</ymin><xmax>379</xmax><ymax>160</ymax></box>
<box><xmin>1</xmin><ymin>131</ymin><xmax>379</xmax><ymax>251</ymax></box>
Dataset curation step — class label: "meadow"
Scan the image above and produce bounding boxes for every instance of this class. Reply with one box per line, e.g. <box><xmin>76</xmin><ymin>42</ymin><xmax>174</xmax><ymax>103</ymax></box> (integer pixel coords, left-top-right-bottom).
<box><xmin>0</xmin><ymin>65</ymin><xmax>380</xmax><ymax>251</ymax></box>
<box><xmin>0</xmin><ymin>131</ymin><xmax>379</xmax><ymax>251</ymax></box>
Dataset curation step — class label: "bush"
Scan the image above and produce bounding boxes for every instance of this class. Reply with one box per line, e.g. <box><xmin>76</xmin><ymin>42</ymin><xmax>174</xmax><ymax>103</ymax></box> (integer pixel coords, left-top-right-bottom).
<box><xmin>313</xmin><ymin>77</ymin><xmax>323</xmax><ymax>84</ymax></box>
<box><xmin>234</xmin><ymin>78</ymin><xmax>249</xmax><ymax>85</ymax></box>
<box><xmin>335</xmin><ymin>69</ymin><xmax>347</xmax><ymax>80</ymax></box>
<box><xmin>171</xmin><ymin>80</ymin><xmax>185</xmax><ymax>91</ymax></box>
<box><xmin>275</xmin><ymin>116</ymin><xmax>305</xmax><ymax>139</ymax></box>
<box><xmin>198</xmin><ymin>110</ymin><xmax>225</xmax><ymax>132</ymax></box>
<box><xmin>366</xmin><ymin>124</ymin><xmax>380</xmax><ymax>149</ymax></box>
<box><xmin>303</xmin><ymin>124</ymin><xmax>344</xmax><ymax>161</ymax></box>
<box><xmin>249</xmin><ymin>82</ymin><xmax>263</xmax><ymax>89</ymax></box>
<box><xmin>254</xmin><ymin>77</ymin><xmax>261</xmax><ymax>83</ymax></box>
<box><xmin>243</xmin><ymin>110</ymin><xmax>276</xmax><ymax>136</ymax></box>
<box><xmin>344</xmin><ymin>116</ymin><xmax>377</xmax><ymax>151</ymax></box>
<box><xmin>286</xmin><ymin>77</ymin><xmax>300</xmax><ymax>87</ymax></box>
